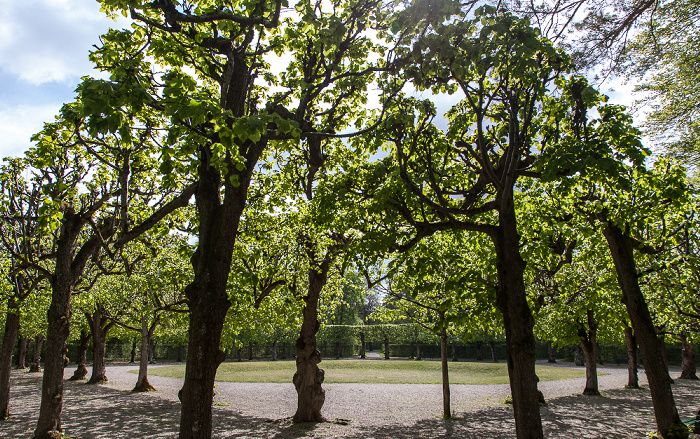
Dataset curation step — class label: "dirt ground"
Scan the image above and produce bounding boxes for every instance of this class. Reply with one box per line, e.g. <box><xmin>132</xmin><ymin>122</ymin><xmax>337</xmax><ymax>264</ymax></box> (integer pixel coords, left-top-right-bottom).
<box><xmin>2</xmin><ymin>361</ymin><xmax>699</xmax><ymax>438</ymax></box>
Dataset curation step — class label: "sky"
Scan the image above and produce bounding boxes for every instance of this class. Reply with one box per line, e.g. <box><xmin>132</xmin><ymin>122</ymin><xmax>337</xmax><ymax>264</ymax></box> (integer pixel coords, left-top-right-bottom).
<box><xmin>0</xmin><ymin>0</ymin><xmax>639</xmax><ymax>160</ymax></box>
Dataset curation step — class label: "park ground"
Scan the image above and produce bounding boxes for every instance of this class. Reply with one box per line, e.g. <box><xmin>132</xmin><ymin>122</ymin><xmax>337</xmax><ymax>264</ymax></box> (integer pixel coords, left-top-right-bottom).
<box><xmin>2</xmin><ymin>360</ymin><xmax>699</xmax><ymax>438</ymax></box>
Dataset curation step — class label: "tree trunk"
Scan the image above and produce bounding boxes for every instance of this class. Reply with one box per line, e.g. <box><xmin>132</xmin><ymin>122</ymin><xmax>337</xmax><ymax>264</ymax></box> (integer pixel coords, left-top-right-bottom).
<box><xmin>69</xmin><ymin>330</ymin><xmax>90</xmax><ymax>381</ymax></box>
<box><xmin>547</xmin><ymin>341</ymin><xmax>556</xmax><ymax>363</ymax></box>
<box><xmin>177</xmin><ymin>343</ymin><xmax>184</xmax><ymax>363</ymax></box>
<box><xmin>271</xmin><ymin>340</ymin><xmax>278</xmax><ymax>361</ymax></box>
<box><xmin>409</xmin><ymin>342</ymin><xmax>415</xmax><ymax>359</ymax></box>
<box><xmin>0</xmin><ymin>300</ymin><xmax>21</xmax><ymax>419</ymax></box>
<box><xmin>16</xmin><ymin>336</ymin><xmax>28</xmax><ymax>369</ymax></box>
<box><xmin>34</xmin><ymin>278</ymin><xmax>72</xmax><ymax>439</ymax></box>
<box><xmin>248</xmin><ymin>341</ymin><xmax>254</xmax><ymax>360</ymax></box>
<box><xmin>440</xmin><ymin>330</ymin><xmax>451</xmax><ymax>419</ymax></box>
<box><xmin>603</xmin><ymin>224</ymin><xmax>686</xmax><ymax>439</ymax></box>
<box><xmin>335</xmin><ymin>341</ymin><xmax>341</xmax><ymax>360</ymax></box>
<box><xmin>574</xmin><ymin>345</ymin><xmax>583</xmax><ymax>366</ymax></box>
<box><xmin>130</xmin><ymin>338</ymin><xmax>137</xmax><ymax>363</ymax></box>
<box><xmin>493</xmin><ymin>207</ymin><xmax>543</xmax><ymax>439</ymax></box>
<box><xmin>579</xmin><ymin>310</ymin><xmax>600</xmax><ymax>396</ymax></box>
<box><xmin>87</xmin><ymin>306</ymin><xmax>113</xmax><ymax>384</ymax></box>
<box><xmin>475</xmin><ymin>340</ymin><xmax>483</xmax><ymax>361</ymax></box>
<box><xmin>148</xmin><ymin>338</ymin><xmax>156</xmax><ymax>364</ymax></box>
<box><xmin>624</xmin><ymin>325</ymin><xmax>639</xmax><ymax>388</ymax></box>
<box><xmin>359</xmin><ymin>332</ymin><xmax>365</xmax><ymax>359</ymax></box>
<box><xmin>415</xmin><ymin>343</ymin><xmax>421</xmax><ymax>361</ymax></box>
<box><xmin>384</xmin><ymin>337</ymin><xmax>390</xmax><ymax>360</ymax></box>
<box><xmin>237</xmin><ymin>347</ymin><xmax>242</xmax><ymax>362</ymax></box>
<box><xmin>489</xmin><ymin>340</ymin><xmax>498</xmax><ymax>363</ymax></box>
<box><xmin>29</xmin><ymin>335</ymin><xmax>45</xmax><ymax>373</ymax></box>
<box><xmin>451</xmin><ymin>343</ymin><xmax>458</xmax><ymax>362</ymax></box>
<box><xmin>293</xmin><ymin>259</ymin><xmax>330</xmax><ymax>423</ymax></box>
<box><xmin>133</xmin><ymin>317</ymin><xmax>156</xmax><ymax>392</ymax></box>
<box><xmin>679</xmin><ymin>337</ymin><xmax>697</xmax><ymax>380</ymax></box>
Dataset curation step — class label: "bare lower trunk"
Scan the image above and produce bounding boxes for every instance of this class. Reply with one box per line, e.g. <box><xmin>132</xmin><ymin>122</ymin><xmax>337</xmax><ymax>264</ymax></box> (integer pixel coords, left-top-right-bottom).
<box><xmin>0</xmin><ymin>301</ymin><xmax>21</xmax><ymax>419</ymax></box>
<box><xmin>493</xmin><ymin>208</ymin><xmax>543</xmax><ymax>439</ymax></box>
<box><xmin>129</xmin><ymin>338</ymin><xmax>137</xmax><ymax>363</ymax></box>
<box><xmin>679</xmin><ymin>337</ymin><xmax>697</xmax><ymax>380</ymax></box>
<box><xmin>359</xmin><ymin>332</ymin><xmax>365</xmax><ymax>359</ymax></box>
<box><xmin>475</xmin><ymin>341</ymin><xmax>483</xmax><ymax>361</ymax></box>
<box><xmin>579</xmin><ymin>310</ymin><xmax>600</xmax><ymax>396</ymax></box>
<box><xmin>335</xmin><ymin>341</ymin><xmax>341</xmax><ymax>360</ymax></box>
<box><xmin>440</xmin><ymin>331</ymin><xmax>451</xmax><ymax>419</ymax></box>
<box><xmin>547</xmin><ymin>341</ymin><xmax>556</xmax><ymax>363</ymax></box>
<box><xmin>248</xmin><ymin>341</ymin><xmax>253</xmax><ymax>361</ymax></box>
<box><xmin>69</xmin><ymin>330</ymin><xmax>90</xmax><ymax>381</ymax></box>
<box><xmin>624</xmin><ymin>326</ymin><xmax>639</xmax><ymax>388</ymax></box>
<box><xmin>293</xmin><ymin>260</ymin><xmax>330</xmax><ymax>423</ymax></box>
<box><xmin>34</xmin><ymin>281</ymin><xmax>71</xmax><ymax>439</ymax></box>
<box><xmin>384</xmin><ymin>338</ymin><xmax>390</xmax><ymax>360</ymax></box>
<box><xmin>271</xmin><ymin>340</ymin><xmax>278</xmax><ymax>361</ymax></box>
<box><xmin>489</xmin><ymin>340</ymin><xmax>498</xmax><ymax>363</ymax></box>
<box><xmin>573</xmin><ymin>345</ymin><xmax>583</xmax><ymax>366</ymax></box>
<box><xmin>29</xmin><ymin>335</ymin><xmax>45</xmax><ymax>373</ymax></box>
<box><xmin>133</xmin><ymin>317</ymin><xmax>155</xmax><ymax>392</ymax></box>
<box><xmin>415</xmin><ymin>343</ymin><xmax>421</xmax><ymax>361</ymax></box>
<box><xmin>603</xmin><ymin>224</ymin><xmax>686</xmax><ymax>439</ymax></box>
<box><xmin>237</xmin><ymin>347</ymin><xmax>242</xmax><ymax>362</ymax></box>
<box><xmin>148</xmin><ymin>338</ymin><xmax>156</xmax><ymax>364</ymax></box>
<box><xmin>87</xmin><ymin>306</ymin><xmax>112</xmax><ymax>385</ymax></box>
<box><xmin>17</xmin><ymin>336</ymin><xmax>28</xmax><ymax>369</ymax></box>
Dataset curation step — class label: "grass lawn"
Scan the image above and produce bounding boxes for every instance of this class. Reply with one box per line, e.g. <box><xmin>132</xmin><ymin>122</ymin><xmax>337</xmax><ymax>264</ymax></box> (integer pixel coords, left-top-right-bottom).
<box><xmin>142</xmin><ymin>359</ymin><xmax>589</xmax><ymax>384</ymax></box>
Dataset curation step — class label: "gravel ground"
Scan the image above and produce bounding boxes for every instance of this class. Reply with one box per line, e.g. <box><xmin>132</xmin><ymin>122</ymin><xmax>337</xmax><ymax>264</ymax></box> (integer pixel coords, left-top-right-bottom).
<box><xmin>2</xmin><ymin>360</ymin><xmax>699</xmax><ymax>438</ymax></box>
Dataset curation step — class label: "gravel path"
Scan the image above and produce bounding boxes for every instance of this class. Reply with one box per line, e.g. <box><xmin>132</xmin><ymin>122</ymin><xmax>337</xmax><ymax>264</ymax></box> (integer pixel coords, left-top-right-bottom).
<box><xmin>2</xmin><ymin>360</ymin><xmax>699</xmax><ymax>438</ymax></box>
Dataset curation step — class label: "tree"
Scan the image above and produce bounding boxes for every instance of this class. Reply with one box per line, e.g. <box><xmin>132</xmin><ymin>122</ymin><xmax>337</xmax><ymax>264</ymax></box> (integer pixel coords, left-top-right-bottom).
<box><xmin>0</xmin><ymin>158</ymin><xmax>47</xmax><ymax>419</ymax></box>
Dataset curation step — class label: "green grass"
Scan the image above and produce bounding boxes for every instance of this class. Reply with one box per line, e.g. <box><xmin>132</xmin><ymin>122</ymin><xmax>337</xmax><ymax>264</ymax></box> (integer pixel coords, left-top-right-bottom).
<box><xmin>141</xmin><ymin>359</ymin><xmax>589</xmax><ymax>384</ymax></box>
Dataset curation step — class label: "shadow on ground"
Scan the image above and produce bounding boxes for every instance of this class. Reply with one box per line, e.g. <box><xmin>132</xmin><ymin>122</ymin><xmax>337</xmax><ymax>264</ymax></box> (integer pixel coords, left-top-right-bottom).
<box><xmin>2</xmin><ymin>372</ymin><xmax>699</xmax><ymax>438</ymax></box>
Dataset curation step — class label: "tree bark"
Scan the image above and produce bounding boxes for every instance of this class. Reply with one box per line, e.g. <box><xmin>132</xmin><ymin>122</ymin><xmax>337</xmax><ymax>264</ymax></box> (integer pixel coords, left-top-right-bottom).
<box><xmin>130</xmin><ymin>338</ymin><xmax>137</xmax><ymax>363</ymax></box>
<box><xmin>547</xmin><ymin>341</ymin><xmax>556</xmax><ymax>363</ymax></box>
<box><xmin>29</xmin><ymin>335</ymin><xmax>45</xmax><ymax>373</ymax></box>
<box><xmin>475</xmin><ymin>340</ymin><xmax>483</xmax><ymax>361</ymax></box>
<box><xmin>573</xmin><ymin>345</ymin><xmax>583</xmax><ymax>366</ymax></box>
<box><xmin>16</xmin><ymin>336</ymin><xmax>28</xmax><ymax>369</ymax></box>
<box><xmin>237</xmin><ymin>347</ymin><xmax>242</xmax><ymax>362</ymax></box>
<box><xmin>133</xmin><ymin>317</ymin><xmax>156</xmax><ymax>392</ymax></box>
<box><xmin>489</xmin><ymin>340</ymin><xmax>498</xmax><ymax>363</ymax></box>
<box><xmin>579</xmin><ymin>310</ymin><xmax>600</xmax><ymax>396</ymax></box>
<box><xmin>87</xmin><ymin>305</ymin><xmax>114</xmax><ymax>384</ymax></box>
<box><xmin>415</xmin><ymin>343</ymin><xmax>421</xmax><ymax>361</ymax></box>
<box><xmin>493</xmin><ymin>207</ymin><xmax>543</xmax><ymax>439</ymax></box>
<box><xmin>602</xmin><ymin>224</ymin><xmax>687</xmax><ymax>439</ymax></box>
<box><xmin>271</xmin><ymin>340</ymin><xmax>278</xmax><ymax>361</ymax></box>
<box><xmin>148</xmin><ymin>338</ymin><xmax>156</xmax><ymax>364</ymax></box>
<box><xmin>0</xmin><ymin>300</ymin><xmax>21</xmax><ymax>419</ymax></box>
<box><xmin>335</xmin><ymin>341</ymin><xmax>341</xmax><ymax>360</ymax></box>
<box><xmin>248</xmin><ymin>341</ymin><xmax>254</xmax><ymax>361</ymax></box>
<box><xmin>359</xmin><ymin>332</ymin><xmax>365</xmax><ymax>359</ymax></box>
<box><xmin>679</xmin><ymin>337</ymin><xmax>697</xmax><ymax>380</ymax></box>
<box><xmin>69</xmin><ymin>330</ymin><xmax>90</xmax><ymax>381</ymax></box>
<box><xmin>293</xmin><ymin>259</ymin><xmax>331</xmax><ymax>423</ymax></box>
<box><xmin>440</xmin><ymin>331</ymin><xmax>451</xmax><ymax>419</ymax></box>
<box><xmin>624</xmin><ymin>325</ymin><xmax>639</xmax><ymax>388</ymax></box>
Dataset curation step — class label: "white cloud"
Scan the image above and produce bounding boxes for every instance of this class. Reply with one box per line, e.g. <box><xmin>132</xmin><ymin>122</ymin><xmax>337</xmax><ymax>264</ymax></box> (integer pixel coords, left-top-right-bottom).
<box><xmin>0</xmin><ymin>0</ymin><xmax>127</xmax><ymax>85</ymax></box>
<box><xmin>0</xmin><ymin>104</ymin><xmax>62</xmax><ymax>158</ymax></box>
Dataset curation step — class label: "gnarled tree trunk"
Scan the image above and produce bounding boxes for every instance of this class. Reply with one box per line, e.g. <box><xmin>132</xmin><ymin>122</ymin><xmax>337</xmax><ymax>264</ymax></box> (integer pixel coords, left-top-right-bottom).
<box><xmin>69</xmin><ymin>330</ymin><xmax>90</xmax><ymax>381</ymax></box>
<box><xmin>439</xmin><ymin>329</ymin><xmax>451</xmax><ymax>419</ymax></box>
<box><xmin>87</xmin><ymin>305</ymin><xmax>115</xmax><ymax>384</ymax></box>
<box><xmin>679</xmin><ymin>337</ymin><xmax>697</xmax><ymax>380</ymax></box>
<box><xmin>624</xmin><ymin>325</ymin><xmax>639</xmax><ymax>388</ymax></box>
<box><xmin>579</xmin><ymin>309</ymin><xmax>600</xmax><ymax>396</ymax></box>
<box><xmin>133</xmin><ymin>316</ymin><xmax>156</xmax><ymax>392</ymax></box>
<box><xmin>16</xmin><ymin>336</ymin><xmax>28</xmax><ymax>369</ymax></box>
<box><xmin>603</xmin><ymin>224</ymin><xmax>687</xmax><ymax>439</ymax></box>
<box><xmin>29</xmin><ymin>335</ymin><xmax>45</xmax><ymax>373</ymax></box>
<box><xmin>293</xmin><ymin>256</ymin><xmax>332</xmax><ymax>423</ymax></box>
<box><xmin>493</xmin><ymin>208</ymin><xmax>543</xmax><ymax>439</ymax></box>
<box><xmin>547</xmin><ymin>341</ymin><xmax>556</xmax><ymax>363</ymax></box>
<box><xmin>0</xmin><ymin>300</ymin><xmax>21</xmax><ymax>419</ymax></box>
